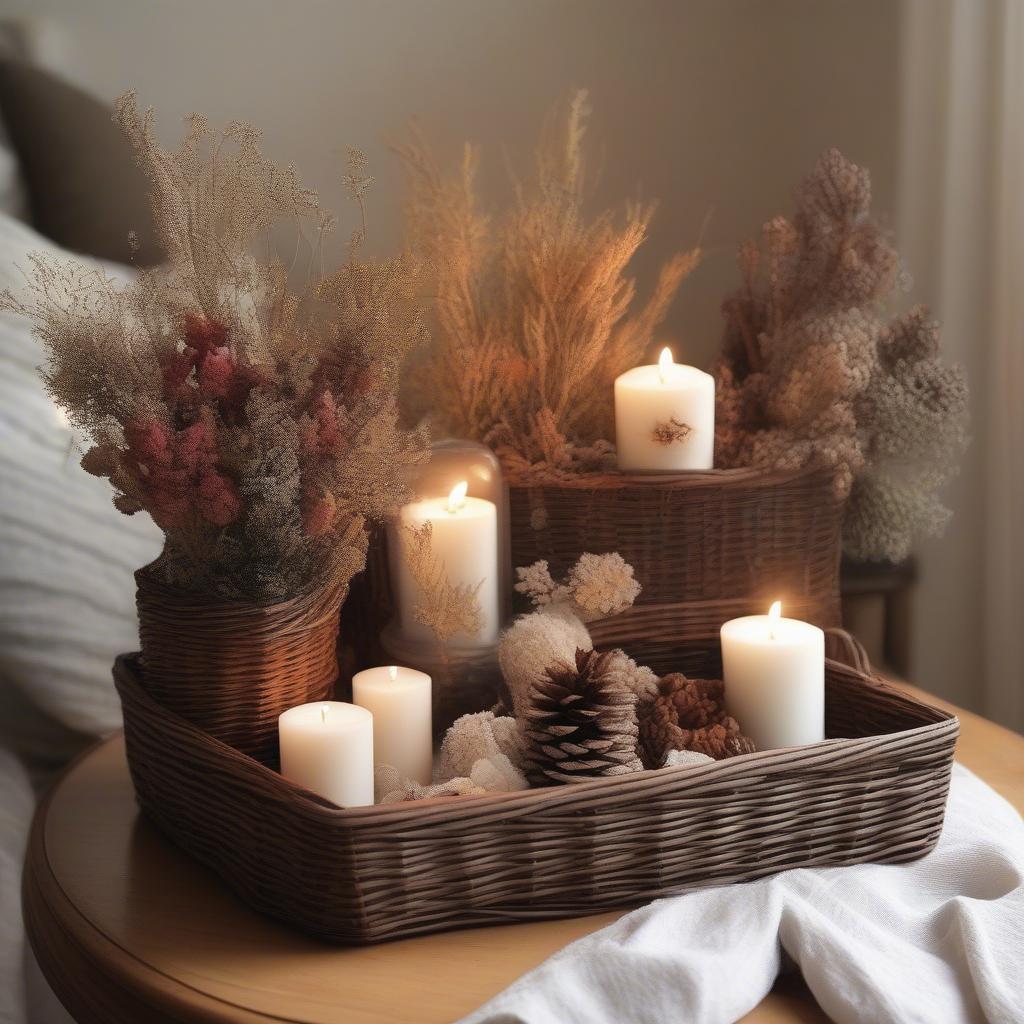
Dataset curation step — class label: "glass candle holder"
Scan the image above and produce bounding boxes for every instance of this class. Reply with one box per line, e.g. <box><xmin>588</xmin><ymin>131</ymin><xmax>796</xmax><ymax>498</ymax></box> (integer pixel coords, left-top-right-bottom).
<box><xmin>386</xmin><ymin>439</ymin><xmax>509</xmax><ymax>650</ymax></box>
<box><xmin>381</xmin><ymin>440</ymin><xmax>509</xmax><ymax>733</ymax></box>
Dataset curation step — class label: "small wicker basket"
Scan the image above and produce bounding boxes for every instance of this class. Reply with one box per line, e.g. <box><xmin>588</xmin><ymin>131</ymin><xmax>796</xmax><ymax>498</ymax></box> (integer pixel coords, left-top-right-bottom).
<box><xmin>116</xmin><ymin>629</ymin><xmax>957</xmax><ymax>945</ymax></box>
<box><xmin>507</xmin><ymin>465</ymin><xmax>844</xmax><ymax>674</ymax></box>
<box><xmin>135</xmin><ymin>567</ymin><xmax>344</xmax><ymax>766</ymax></box>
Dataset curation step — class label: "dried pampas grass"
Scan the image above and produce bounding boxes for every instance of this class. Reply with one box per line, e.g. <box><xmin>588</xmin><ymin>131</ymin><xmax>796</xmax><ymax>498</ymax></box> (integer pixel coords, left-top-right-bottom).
<box><xmin>397</xmin><ymin>90</ymin><xmax>699</xmax><ymax>479</ymax></box>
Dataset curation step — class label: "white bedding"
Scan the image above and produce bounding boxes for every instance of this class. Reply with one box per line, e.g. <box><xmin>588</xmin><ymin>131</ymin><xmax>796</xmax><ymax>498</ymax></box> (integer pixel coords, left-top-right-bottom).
<box><xmin>0</xmin><ymin>211</ymin><xmax>161</xmax><ymax>1024</ymax></box>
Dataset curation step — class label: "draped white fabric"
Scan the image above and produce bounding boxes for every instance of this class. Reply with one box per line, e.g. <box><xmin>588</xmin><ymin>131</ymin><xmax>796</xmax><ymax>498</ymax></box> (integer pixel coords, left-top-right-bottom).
<box><xmin>462</xmin><ymin>765</ymin><xmax>1024</xmax><ymax>1024</ymax></box>
<box><xmin>0</xmin><ymin>213</ymin><xmax>162</xmax><ymax>740</ymax></box>
<box><xmin>0</xmin><ymin>212</ymin><xmax>160</xmax><ymax>1024</ymax></box>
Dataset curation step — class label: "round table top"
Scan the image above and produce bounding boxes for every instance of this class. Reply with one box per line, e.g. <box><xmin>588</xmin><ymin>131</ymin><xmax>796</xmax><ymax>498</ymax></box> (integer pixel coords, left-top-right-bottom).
<box><xmin>24</xmin><ymin>682</ymin><xmax>1024</xmax><ymax>1024</ymax></box>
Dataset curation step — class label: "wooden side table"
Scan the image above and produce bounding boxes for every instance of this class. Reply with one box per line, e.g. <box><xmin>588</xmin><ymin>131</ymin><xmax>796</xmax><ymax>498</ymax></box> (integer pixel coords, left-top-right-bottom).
<box><xmin>840</xmin><ymin>558</ymin><xmax>917</xmax><ymax>676</ymax></box>
<box><xmin>23</xmin><ymin>683</ymin><xmax>1024</xmax><ymax>1024</ymax></box>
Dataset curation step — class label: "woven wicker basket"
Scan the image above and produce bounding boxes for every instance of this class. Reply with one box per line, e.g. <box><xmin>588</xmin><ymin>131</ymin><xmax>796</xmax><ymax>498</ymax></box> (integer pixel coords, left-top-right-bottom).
<box><xmin>115</xmin><ymin>628</ymin><xmax>957</xmax><ymax>944</ymax></box>
<box><xmin>508</xmin><ymin>466</ymin><xmax>842</xmax><ymax>673</ymax></box>
<box><xmin>135</xmin><ymin>567</ymin><xmax>344</xmax><ymax>766</ymax></box>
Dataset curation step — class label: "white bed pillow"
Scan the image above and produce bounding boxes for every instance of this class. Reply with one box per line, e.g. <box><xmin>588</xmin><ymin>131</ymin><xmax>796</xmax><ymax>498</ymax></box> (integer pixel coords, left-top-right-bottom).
<box><xmin>0</xmin><ymin>22</ymin><xmax>31</xmax><ymax>221</ymax></box>
<box><xmin>0</xmin><ymin>212</ymin><xmax>162</xmax><ymax>735</ymax></box>
<box><xmin>0</xmin><ymin>143</ymin><xmax>25</xmax><ymax>220</ymax></box>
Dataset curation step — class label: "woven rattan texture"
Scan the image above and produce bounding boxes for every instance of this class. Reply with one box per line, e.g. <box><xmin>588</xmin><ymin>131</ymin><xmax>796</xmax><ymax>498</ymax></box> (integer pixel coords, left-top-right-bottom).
<box><xmin>116</xmin><ymin>631</ymin><xmax>957</xmax><ymax>944</ymax></box>
<box><xmin>509</xmin><ymin>467</ymin><xmax>843</xmax><ymax>672</ymax></box>
<box><xmin>135</xmin><ymin>568</ymin><xmax>343</xmax><ymax>766</ymax></box>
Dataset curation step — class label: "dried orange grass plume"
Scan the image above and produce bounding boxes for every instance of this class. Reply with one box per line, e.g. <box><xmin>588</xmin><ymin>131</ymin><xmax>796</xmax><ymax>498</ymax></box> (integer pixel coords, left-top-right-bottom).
<box><xmin>397</xmin><ymin>91</ymin><xmax>699</xmax><ymax>479</ymax></box>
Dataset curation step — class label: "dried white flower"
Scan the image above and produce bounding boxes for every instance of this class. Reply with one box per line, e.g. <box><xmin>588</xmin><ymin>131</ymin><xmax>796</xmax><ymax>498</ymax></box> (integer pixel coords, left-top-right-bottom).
<box><xmin>375</xmin><ymin>764</ymin><xmax>487</xmax><ymax>804</ymax></box>
<box><xmin>664</xmin><ymin>749</ymin><xmax>715</xmax><ymax>769</ymax></box>
<box><xmin>436</xmin><ymin>710</ymin><xmax>525</xmax><ymax>781</ymax></box>
<box><xmin>514</xmin><ymin>559</ymin><xmax>565</xmax><ymax>607</ymax></box>
<box><xmin>468</xmin><ymin>753</ymin><xmax>528</xmax><ymax>793</ymax></box>
<box><xmin>600</xmin><ymin>647</ymin><xmax>660</xmax><ymax>706</ymax></box>
<box><xmin>567</xmin><ymin>552</ymin><xmax>642</xmax><ymax>620</ymax></box>
<box><xmin>375</xmin><ymin>748</ymin><xmax>526</xmax><ymax>805</ymax></box>
<box><xmin>498</xmin><ymin>603</ymin><xmax>593</xmax><ymax>719</ymax></box>
<box><xmin>514</xmin><ymin>552</ymin><xmax>642</xmax><ymax>622</ymax></box>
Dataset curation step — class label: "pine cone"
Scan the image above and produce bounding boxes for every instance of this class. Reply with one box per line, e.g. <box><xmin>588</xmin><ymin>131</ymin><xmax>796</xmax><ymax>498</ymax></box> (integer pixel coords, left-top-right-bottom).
<box><xmin>523</xmin><ymin>648</ymin><xmax>643</xmax><ymax>785</ymax></box>
<box><xmin>639</xmin><ymin>673</ymin><xmax>756</xmax><ymax>768</ymax></box>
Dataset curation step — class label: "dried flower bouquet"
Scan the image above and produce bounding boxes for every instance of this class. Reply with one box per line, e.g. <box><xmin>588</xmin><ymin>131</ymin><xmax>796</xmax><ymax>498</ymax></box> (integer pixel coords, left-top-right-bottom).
<box><xmin>715</xmin><ymin>149</ymin><xmax>968</xmax><ymax>562</ymax></box>
<box><xmin>3</xmin><ymin>95</ymin><xmax>429</xmax><ymax>602</ymax></box>
<box><xmin>397</xmin><ymin>90</ymin><xmax>699</xmax><ymax>480</ymax></box>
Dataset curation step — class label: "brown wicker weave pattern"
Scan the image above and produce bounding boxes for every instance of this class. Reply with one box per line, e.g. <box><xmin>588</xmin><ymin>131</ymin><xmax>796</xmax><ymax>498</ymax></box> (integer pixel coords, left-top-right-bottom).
<box><xmin>116</xmin><ymin>631</ymin><xmax>957</xmax><ymax>945</ymax></box>
<box><xmin>509</xmin><ymin>467</ymin><xmax>843</xmax><ymax>663</ymax></box>
<box><xmin>135</xmin><ymin>568</ymin><xmax>344</xmax><ymax>766</ymax></box>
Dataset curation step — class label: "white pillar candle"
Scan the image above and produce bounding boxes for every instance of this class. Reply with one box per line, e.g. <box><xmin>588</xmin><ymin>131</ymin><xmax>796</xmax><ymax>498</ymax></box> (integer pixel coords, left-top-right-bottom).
<box><xmin>391</xmin><ymin>481</ymin><xmax>499</xmax><ymax>647</ymax></box>
<box><xmin>720</xmin><ymin>601</ymin><xmax>825</xmax><ymax>750</ymax></box>
<box><xmin>352</xmin><ymin>665</ymin><xmax>433</xmax><ymax>785</ymax></box>
<box><xmin>614</xmin><ymin>347</ymin><xmax>715</xmax><ymax>471</ymax></box>
<box><xmin>278</xmin><ymin>701</ymin><xmax>374</xmax><ymax>807</ymax></box>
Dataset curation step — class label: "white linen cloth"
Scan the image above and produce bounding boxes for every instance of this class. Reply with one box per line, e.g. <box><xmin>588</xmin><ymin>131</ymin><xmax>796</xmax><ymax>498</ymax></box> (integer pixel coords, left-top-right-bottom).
<box><xmin>0</xmin><ymin>211</ymin><xmax>158</xmax><ymax>1024</ymax></box>
<box><xmin>0</xmin><ymin>212</ymin><xmax>162</xmax><ymax>742</ymax></box>
<box><xmin>462</xmin><ymin>765</ymin><xmax>1024</xmax><ymax>1024</ymax></box>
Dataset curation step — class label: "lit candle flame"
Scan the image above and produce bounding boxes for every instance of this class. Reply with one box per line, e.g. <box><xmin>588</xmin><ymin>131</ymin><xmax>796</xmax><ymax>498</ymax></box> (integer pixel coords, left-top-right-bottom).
<box><xmin>447</xmin><ymin>480</ymin><xmax>468</xmax><ymax>514</ymax></box>
<box><xmin>657</xmin><ymin>346</ymin><xmax>674</xmax><ymax>384</ymax></box>
<box><xmin>388</xmin><ymin>665</ymin><xmax>398</xmax><ymax>681</ymax></box>
<box><xmin>768</xmin><ymin>600</ymin><xmax>782</xmax><ymax>640</ymax></box>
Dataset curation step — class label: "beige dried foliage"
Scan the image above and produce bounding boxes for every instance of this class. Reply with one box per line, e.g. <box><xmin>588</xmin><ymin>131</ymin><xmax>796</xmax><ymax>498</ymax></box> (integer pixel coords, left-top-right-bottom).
<box><xmin>1</xmin><ymin>93</ymin><xmax>429</xmax><ymax>600</ymax></box>
<box><xmin>514</xmin><ymin>552</ymin><xmax>641</xmax><ymax>622</ymax></box>
<box><xmin>397</xmin><ymin>90</ymin><xmax>699</xmax><ymax>479</ymax></box>
<box><xmin>399</xmin><ymin>521</ymin><xmax>484</xmax><ymax>644</ymax></box>
<box><xmin>715</xmin><ymin>148</ymin><xmax>968</xmax><ymax>562</ymax></box>
<box><xmin>499</xmin><ymin>602</ymin><xmax>594</xmax><ymax>720</ymax></box>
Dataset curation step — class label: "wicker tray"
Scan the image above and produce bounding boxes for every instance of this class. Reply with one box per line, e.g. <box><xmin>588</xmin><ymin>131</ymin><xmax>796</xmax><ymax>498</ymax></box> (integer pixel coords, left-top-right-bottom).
<box><xmin>115</xmin><ymin>630</ymin><xmax>957</xmax><ymax>945</ymax></box>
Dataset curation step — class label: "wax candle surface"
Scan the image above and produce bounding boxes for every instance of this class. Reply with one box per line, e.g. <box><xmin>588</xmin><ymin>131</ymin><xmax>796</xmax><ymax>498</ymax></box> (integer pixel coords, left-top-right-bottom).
<box><xmin>391</xmin><ymin>481</ymin><xmax>499</xmax><ymax>647</ymax></box>
<box><xmin>278</xmin><ymin>701</ymin><xmax>374</xmax><ymax>807</ymax></box>
<box><xmin>352</xmin><ymin>665</ymin><xmax>433</xmax><ymax>785</ymax></box>
<box><xmin>720</xmin><ymin>602</ymin><xmax>825</xmax><ymax>750</ymax></box>
<box><xmin>615</xmin><ymin>348</ymin><xmax>715</xmax><ymax>471</ymax></box>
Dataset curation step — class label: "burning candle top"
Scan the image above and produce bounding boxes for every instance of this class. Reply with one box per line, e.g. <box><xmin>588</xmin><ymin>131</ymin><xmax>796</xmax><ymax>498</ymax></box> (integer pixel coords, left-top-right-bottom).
<box><xmin>352</xmin><ymin>664</ymin><xmax>433</xmax><ymax>786</ymax></box>
<box><xmin>391</xmin><ymin>480</ymin><xmax>500</xmax><ymax>647</ymax></box>
<box><xmin>278</xmin><ymin>700</ymin><xmax>375</xmax><ymax>808</ymax></box>
<box><xmin>614</xmin><ymin>346</ymin><xmax>715</xmax><ymax>472</ymax></box>
<box><xmin>720</xmin><ymin>601</ymin><xmax>825</xmax><ymax>751</ymax></box>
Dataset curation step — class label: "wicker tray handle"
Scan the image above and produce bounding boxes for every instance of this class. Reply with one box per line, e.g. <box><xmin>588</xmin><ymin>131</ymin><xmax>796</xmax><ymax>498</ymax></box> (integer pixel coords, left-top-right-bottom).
<box><xmin>825</xmin><ymin>627</ymin><xmax>872</xmax><ymax>675</ymax></box>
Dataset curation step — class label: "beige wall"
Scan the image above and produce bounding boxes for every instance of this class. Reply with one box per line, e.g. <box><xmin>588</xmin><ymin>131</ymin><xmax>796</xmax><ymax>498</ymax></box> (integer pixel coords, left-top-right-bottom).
<box><xmin>2</xmin><ymin>0</ymin><xmax>901</xmax><ymax>369</ymax></box>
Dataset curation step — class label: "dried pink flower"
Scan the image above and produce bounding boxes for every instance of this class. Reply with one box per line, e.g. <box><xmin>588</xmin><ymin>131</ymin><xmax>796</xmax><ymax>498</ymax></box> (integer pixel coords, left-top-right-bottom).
<box><xmin>302</xmin><ymin>487</ymin><xmax>337</xmax><ymax>537</ymax></box>
<box><xmin>1</xmin><ymin>96</ymin><xmax>429</xmax><ymax>600</ymax></box>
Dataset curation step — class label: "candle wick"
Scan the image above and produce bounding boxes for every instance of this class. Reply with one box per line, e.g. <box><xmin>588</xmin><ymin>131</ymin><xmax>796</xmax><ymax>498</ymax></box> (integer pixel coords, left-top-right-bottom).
<box><xmin>447</xmin><ymin>480</ymin><xmax>468</xmax><ymax>514</ymax></box>
<box><xmin>657</xmin><ymin>346</ymin><xmax>673</xmax><ymax>384</ymax></box>
<box><xmin>321</xmin><ymin>705</ymin><xmax>327</xmax><ymax>724</ymax></box>
<box><xmin>388</xmin><ymin>665</ymin><xmax>398</xmax><ymax>682</ymax></box>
